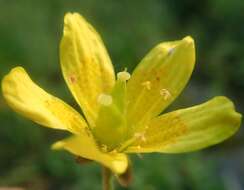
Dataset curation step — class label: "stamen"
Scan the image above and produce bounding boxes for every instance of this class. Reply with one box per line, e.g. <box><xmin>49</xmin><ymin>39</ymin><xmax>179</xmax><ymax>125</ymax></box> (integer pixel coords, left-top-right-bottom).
<box><xmin>117</xmin><ymin>71</ymin><xmax>131</xmax><ymax>81</ymax></box>
<box><xmin>141</xmin><ymin>81</ymin><xmax>151</xmax><ymax>90</ymax></box>
<box><xmin>97</xmin><ymin>94</ymin><xmax>113</xmax><ymax>106</ymax></box>
<box><xmin>160</xmin><ymin>89</ymin><xmax>171</xmax><ymax>100</ymax></box>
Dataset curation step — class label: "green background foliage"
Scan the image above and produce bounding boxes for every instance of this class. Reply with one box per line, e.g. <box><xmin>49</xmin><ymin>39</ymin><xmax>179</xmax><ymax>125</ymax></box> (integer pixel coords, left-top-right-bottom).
<box><xmin>0</xmin><ymin>0</ymin><xmax>243</xmax><ymax>189</ymax></box>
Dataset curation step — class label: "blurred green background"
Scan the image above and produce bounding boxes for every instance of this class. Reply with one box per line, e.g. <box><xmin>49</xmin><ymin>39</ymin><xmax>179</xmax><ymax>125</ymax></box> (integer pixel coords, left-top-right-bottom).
<box><xmin>0</xmin><ymin>0</ymin><xmax>244</xmax><ymax>189</ymax></box>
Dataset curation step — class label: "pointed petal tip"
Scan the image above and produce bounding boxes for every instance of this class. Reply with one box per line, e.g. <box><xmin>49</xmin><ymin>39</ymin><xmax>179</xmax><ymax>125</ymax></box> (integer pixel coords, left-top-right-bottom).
<box><xmin>207</xmin><ymin>96</ymin><xmax>242</xmax><ymax>133</ymax></box>
<box><xmin>2</xmin><ymin>66</ymin><xmax>25</xmax><ymax>92</ymax></box>
<box><xmin>183</xmin><ymin>36</ymin><xmax>194</xmax><ymax>44</ymax></box>
<box><xmin>214</xmin><ymin>96</ymin><xmax>240</xmax><ymax>111</ymax></box>
<box><xmin>182</xmin><ymin>36</ymin><xmax>195</xmax><ymax>51</ymax></box>
<box><xmin>6</xmin><ymin>66</ymin><xmax>25</xmax><ymax>75</ymax></box>
<box><xmin>63</xmin><ymin>12</ymin><xmax>84</xmax><ymax>28</ymax></box>
<box><xmin>64</xmin><ymin>12</ymin><xmax>73</xmax><ymax>23</ymax></box>
<box><xmin>64</xmin><ymin>12</ymin><xmax>86</xmax><ymax>22</ymax></box>
<box><xmin>64</xmin><ymin>12</ymin><xmax>79</xmax><ymax>19</ymax></box>
<box><xmin>51</xmin><ymin>141</ymin><xmax>65</xmax><ymax>150</ymax></box>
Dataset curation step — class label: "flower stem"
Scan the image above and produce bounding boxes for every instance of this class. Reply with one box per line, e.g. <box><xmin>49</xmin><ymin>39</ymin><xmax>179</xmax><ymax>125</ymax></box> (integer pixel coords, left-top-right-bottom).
<box><xmin>102</xmin><ymin>166</ymin><xmax>113</xmax><ymax>190</ymax></box>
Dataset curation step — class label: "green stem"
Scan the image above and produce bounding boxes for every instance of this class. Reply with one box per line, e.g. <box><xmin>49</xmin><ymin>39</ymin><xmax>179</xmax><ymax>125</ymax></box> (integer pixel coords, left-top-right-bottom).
<box><xmin>102</xmin><ymin>166</ymin><xmax>113</xmax><ymax>190</ymax></box>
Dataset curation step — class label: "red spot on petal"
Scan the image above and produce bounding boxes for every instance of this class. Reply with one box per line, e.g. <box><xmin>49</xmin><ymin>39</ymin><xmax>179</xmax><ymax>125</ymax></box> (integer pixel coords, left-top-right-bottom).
<box><xmin>70</xmin><ymin>75</ymin><xmax>76</xmax><ymax>83</ymax></box>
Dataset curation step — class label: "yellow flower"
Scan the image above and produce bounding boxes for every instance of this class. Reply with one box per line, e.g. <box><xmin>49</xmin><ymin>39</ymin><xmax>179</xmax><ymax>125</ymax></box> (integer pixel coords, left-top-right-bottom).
<box><xmin>2</xmin><ymin>13</ymin><xmax>242</xmax><ymax>175</ymax></box>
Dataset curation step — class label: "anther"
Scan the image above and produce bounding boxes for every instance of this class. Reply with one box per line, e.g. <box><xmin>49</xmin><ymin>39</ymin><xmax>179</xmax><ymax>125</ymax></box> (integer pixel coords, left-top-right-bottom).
<box><xmin>141</xmin><ymin>81</ymin><xmax>151</xmax><ymax>90</ymax></box>
<box><xmin>160</xmin><ymin>89</ymin><xmax>171</xmax><ymax>100</ymax></box>
<box><xmin>97</xmin><ymin>94</ymin><xmax>113</xmax><ymax>106</ymax></box>
<box><xmin>117</xmin><ymin>71</ymin><xmax>131</xmax><ymax>81</ymax></box>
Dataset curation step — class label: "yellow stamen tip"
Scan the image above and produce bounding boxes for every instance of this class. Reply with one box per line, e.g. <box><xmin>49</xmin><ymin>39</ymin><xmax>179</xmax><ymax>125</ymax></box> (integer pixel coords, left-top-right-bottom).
<box><xmin>141</xmin><ymin>81</ymin><xmax>151</xmax><ymax>90</ymax></box>
<box><xmin>117</xmin><ymin>71</ymin><xmax>131</xmax><ymax>81</ymax></box>
<box><xmin>97</xmin><ymin>94</ymin><xmax>113</xmax><ymax>106</ymax></box>
<box><xmin>160</xmin><ymin>89</ymin><xmax>171</xmax><ymax>100</ymax></box>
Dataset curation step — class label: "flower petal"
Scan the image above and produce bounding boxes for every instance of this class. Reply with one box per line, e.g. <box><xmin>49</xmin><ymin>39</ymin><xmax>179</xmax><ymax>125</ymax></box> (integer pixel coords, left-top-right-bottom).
<box><xmin>127</xmin><ymin>36</ymin><xmax>195</xmax><ymax>130</ymax></box>
<box><xmin>125</xmin><ymin>97</ymin><xmax>241</xmax><ymax>153</ymax></box>
<box><xmin>60</xmin><ymin>13</ymin><xmax>115</xmax><ymax>127</ymax></box>
<box><xmin>2</xmin><ymin>67</ymin><xmax>88</xmax><ymax>135</ymax></box>
<box><xmin>52</xmin><ymin>135</ymin><xmax>128</xmax><ymax>174</ymax></box>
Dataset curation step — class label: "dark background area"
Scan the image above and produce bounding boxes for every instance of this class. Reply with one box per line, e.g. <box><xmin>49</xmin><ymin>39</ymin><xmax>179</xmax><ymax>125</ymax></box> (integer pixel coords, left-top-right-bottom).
<box><xmin>0</xmin><ymin>0</ymin><xmax>244</xmax><ymax>189</ymax></box>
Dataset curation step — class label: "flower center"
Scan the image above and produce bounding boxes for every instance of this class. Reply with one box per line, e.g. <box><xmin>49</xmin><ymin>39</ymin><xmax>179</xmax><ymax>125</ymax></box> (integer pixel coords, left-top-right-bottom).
<box><xmin>93</xmin><ymin>70</ymin><xmax>131</xmax><ymax>152</ymax></box>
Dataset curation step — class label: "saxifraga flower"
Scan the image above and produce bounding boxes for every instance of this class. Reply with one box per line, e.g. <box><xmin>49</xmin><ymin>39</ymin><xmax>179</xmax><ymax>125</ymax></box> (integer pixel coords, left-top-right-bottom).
<box><xmin>2</xmin><ymin>13</ymin><xmax>241</xmax><ymax>179</ymax></box>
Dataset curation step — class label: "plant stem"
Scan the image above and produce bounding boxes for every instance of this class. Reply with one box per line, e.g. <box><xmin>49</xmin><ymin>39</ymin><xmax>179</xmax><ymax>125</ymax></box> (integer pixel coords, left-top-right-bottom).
<box><xmin>102</xmin><ymin>166</ymin><xmax>113</xmax><ymax>190</ymax></box>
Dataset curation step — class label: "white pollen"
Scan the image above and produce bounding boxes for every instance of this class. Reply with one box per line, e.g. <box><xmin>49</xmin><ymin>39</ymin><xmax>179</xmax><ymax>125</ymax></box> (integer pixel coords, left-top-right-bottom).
<box><xmin>117</xmin><ymin>71</ymin><xmax>131</xmax><ymax>81</ymax></box>
<box><xmin>160</xmin><ymin>89</ymin><xmax>171</xmax><ymax>100</ymax></box>
<box><xmin>141</xmin><ymin>81</ymin><xmax>151</xmax><ymax>90</ymax></box>
<box><xmin>97</xmin><ymin>94</ymin><xmax>113</xmax><ymax>106</ymax></box>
